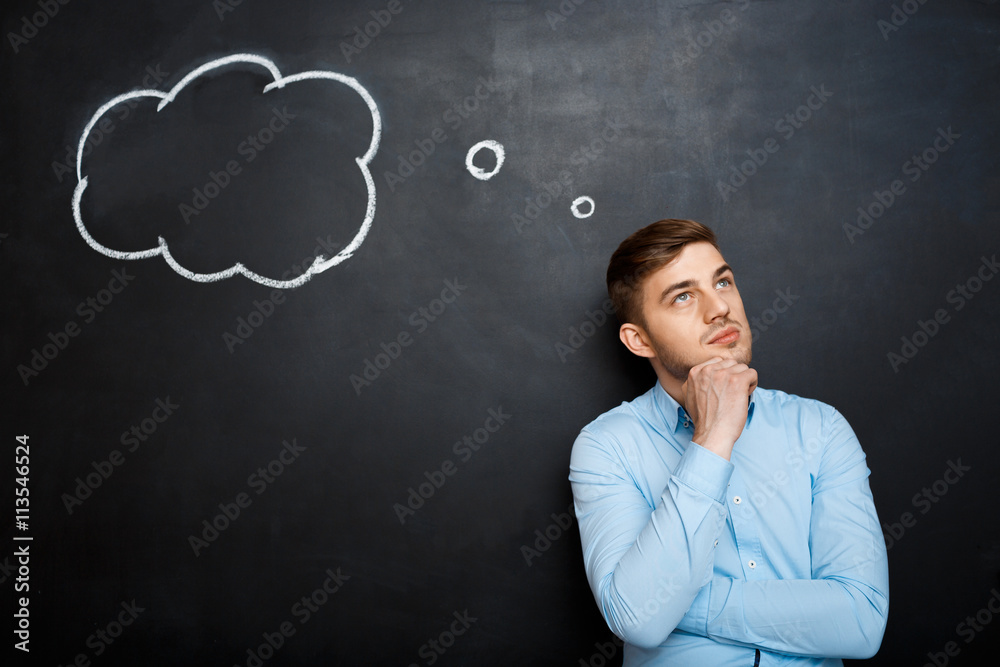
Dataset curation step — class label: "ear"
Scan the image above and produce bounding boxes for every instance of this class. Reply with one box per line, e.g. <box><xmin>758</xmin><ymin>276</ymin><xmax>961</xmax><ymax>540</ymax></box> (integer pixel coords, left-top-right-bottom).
<box><xmin>619</xmin><ymin>323</ymin><xmax>657</xmax><ymax>359</ymax></box>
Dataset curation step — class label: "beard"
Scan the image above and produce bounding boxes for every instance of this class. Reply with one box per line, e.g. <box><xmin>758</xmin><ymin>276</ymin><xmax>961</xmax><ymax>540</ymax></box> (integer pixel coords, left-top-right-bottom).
<box><xmin>648</xmin><ymin>322</ymin><xmax>752</xmax><ymax>382</ymax></box>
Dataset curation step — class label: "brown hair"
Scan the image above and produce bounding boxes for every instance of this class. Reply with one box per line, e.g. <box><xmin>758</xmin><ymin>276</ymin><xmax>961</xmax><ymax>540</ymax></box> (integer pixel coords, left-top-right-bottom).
<box><xmin>606</xmin><ymin>219</ymin><xmax>718</xmax><ymax>327</ymax></box>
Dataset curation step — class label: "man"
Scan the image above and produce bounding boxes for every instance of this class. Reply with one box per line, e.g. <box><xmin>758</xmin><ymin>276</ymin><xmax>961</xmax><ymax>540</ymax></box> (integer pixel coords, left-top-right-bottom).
<box><xmin>569</xmin><ymin>219</ymin><xmax>888</xmax><ymax>665</ymax></box>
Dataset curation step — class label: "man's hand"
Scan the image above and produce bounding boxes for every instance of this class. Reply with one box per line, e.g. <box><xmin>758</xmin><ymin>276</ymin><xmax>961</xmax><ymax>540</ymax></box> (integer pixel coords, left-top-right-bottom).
<box><xmin>682</xmin><ymin>357</ymin><xmax>757</xmax><ymax>460</ymax></box>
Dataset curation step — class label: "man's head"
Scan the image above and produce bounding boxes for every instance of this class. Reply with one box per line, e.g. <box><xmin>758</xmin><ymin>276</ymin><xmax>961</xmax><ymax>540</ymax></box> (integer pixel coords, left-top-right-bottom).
<box><xmin>607</xmin><ymin>219</ymin><xmax>751</xmax><ymax>390</ymax></box>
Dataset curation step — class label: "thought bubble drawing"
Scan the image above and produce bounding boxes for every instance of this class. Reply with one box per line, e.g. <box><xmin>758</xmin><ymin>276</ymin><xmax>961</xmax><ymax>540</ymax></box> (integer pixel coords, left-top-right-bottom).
<box><xmin>570</xmin><ymin>196</ymin><xmax>595</xmax><ymax>219</ymax></box>
<box><xmin>71</xmin><ymin>53</ymin><xmax>382</xmax><ymax>288</ymax></box>
<box><xmin>465</xmin><ymin>140</ymin><xmax>504</xmax><ymax>180</ymax></box>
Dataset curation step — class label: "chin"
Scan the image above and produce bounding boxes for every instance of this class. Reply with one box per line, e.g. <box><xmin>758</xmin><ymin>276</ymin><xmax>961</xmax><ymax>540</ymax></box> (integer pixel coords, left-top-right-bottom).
<box><xmin>716</xmin><ymin>344</ymin><xmax>752</xmax><ymax>365</ymax></box>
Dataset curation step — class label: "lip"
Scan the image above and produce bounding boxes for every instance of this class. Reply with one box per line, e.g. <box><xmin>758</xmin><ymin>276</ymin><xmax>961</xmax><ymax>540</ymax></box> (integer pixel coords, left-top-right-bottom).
<box><xmin>707</xmin><ymin>327</ymin><xmax>740</xmax><ymax>345</ymax></box>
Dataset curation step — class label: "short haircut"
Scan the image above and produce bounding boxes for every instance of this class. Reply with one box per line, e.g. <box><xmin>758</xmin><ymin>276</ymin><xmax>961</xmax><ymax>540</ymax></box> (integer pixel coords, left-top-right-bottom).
<box><xmin>606</xmin><ymin>218</ymin><xmax>719</xmax><ymax>327</ymax></box>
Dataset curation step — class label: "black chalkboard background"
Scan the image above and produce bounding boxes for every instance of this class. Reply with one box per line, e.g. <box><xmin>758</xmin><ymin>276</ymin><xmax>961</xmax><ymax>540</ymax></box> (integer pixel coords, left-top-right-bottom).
<box><xmin>3</xmin><ymin>1</ymin><xmax>1000</xmax><ymax>665</ymax></box>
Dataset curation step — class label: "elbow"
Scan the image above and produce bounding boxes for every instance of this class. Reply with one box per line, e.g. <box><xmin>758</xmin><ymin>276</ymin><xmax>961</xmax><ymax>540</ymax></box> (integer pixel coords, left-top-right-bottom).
<box><xmin>842</xmin><ymin>589</ymin><xmax>889</xmax><ymax>659</ymax></box>
<box><xmin>598</xmin><ymin>583</ymin><xmax>697</xmax><ymax>650</ymax></box>
<box><xmin>611</xmin><ymin>622</ymin><xmax>673</xmax><ymax>650</ymax></box>
<box><xmin>615</xmin><ymin>623</ymin><xmax>673</xmax><ymax>649</ymax></box>
<box><xmin>601</xmin><ymin>598</ymin><xmax>675</xmax><ymax>649</ymax></box>
<box><xmin>844</xmin><ymin>633</ymin><xmax>883</xmax><ymax>660</ymax></box>
<box><xmin>858</xmin><ymin>606</ymin><xmax>889</xmax><ymax>659</ymax></box>
<box><xmin>845</xmin><ymin>630</ymin><xmax>885</xmax><ymax>660</ymax></box>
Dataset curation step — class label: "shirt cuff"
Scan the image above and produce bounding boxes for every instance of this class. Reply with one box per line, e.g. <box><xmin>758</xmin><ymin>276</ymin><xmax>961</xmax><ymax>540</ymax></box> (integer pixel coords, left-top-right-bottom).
<box><xmin>672</xmin><ymin>442</ymin><xmax>734</xmax><ymax>505</ymax></box>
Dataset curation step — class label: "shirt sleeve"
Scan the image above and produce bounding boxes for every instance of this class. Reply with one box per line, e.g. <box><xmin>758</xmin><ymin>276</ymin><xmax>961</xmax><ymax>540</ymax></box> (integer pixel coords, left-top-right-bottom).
<box><xmin>675</xmin><ymin>407</ymin><xmax>890</xmax><ymax>659</ymax></box>
<box><xmin>569</xmin><ymin>428</ymin><xmax>735</xmax><ymax>649</ymax></box>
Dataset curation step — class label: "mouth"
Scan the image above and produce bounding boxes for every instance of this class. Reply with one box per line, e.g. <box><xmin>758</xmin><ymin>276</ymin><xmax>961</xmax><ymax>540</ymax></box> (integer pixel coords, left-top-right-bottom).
<box><xmin>707</xmin><ymin>326</ymin><xmax>740</xmax><ymax>345</ymax></box>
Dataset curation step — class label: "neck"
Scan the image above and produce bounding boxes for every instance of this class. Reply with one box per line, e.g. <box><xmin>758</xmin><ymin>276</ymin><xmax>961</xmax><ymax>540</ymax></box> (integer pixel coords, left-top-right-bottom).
<box><xmin>651</xmin><ymin>361</ymin><xmax>687</xmax><ymax>410</ymax></box>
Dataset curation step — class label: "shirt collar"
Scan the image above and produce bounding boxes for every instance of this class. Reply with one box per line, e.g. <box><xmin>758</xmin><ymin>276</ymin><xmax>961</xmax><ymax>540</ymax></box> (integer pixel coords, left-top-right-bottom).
<box><xmin>652</xmin><ymin>381</ymin><xmax>757</xmax><ymax>435</ymax></box>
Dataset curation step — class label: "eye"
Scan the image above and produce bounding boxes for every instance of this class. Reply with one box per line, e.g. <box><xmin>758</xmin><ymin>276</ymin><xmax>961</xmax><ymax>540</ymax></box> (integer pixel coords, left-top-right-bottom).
<box><xmin>673</xmin><ymin>292</ymin><xmax>690</xmax><ymax>303</ymax></box>
<box><xmin>716</xmin><ymin>278</ymin><xmax>731</xmax><ymax>289</ymax></box>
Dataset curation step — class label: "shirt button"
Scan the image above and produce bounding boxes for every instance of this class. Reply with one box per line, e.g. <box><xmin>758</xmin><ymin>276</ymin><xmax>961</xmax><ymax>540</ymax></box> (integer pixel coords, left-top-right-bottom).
<box><xmin>714</xmin><ymin>540</ymin><xmax>719</xmax><ymax>547</ymax></box>
<box><xmin>733</xmin><ymin>496</ymin><xmax>742</xmax><ymax>505</ymax></box>
<box><xmin>748</xmin><ymin>560</ymin><xmax>757</xmax><ymax>569</ymax></box>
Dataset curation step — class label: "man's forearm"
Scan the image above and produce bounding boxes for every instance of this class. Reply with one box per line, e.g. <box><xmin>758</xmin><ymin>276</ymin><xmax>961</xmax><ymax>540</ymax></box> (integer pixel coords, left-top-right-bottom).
<box><xmin>675</xmin><ymin>448</ymin><xmax>890</xmax><ymax>659</ymax></box>
<box><xmin>676</xmin><ymin>574</ymin><xmax>889</xmax><ymax>658</ymax></box>
<box><xmin>572</xmin><ymin>438</ymin><xmax>735</xmax><ymax>648</ymax></box>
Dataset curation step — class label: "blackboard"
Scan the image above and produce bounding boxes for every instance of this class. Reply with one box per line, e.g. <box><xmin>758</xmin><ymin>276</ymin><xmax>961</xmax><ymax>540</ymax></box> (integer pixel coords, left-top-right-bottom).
<box><xmin>3</xmin><ymin>1</ymin><xmax>1000</xmax><ymax>665</ymax></box>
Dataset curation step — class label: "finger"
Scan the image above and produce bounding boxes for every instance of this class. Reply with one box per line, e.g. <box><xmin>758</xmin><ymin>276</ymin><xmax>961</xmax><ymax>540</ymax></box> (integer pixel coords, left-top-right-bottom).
<box><xmin>690</xmin><ymin>358</ymin><xmax>730</xmax><ymax>378</ymax></box>
<box><xmin>693</xmin><ymin>356</ymin><xmax>725</xmax><ymax>370</ymax></box>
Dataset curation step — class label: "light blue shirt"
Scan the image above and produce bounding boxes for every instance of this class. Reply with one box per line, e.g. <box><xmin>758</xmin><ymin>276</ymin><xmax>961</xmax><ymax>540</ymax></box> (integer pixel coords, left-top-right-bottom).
<box><xmin>569</xmin><ymin>383</ymin><xmax>889</xmax><ymax>666</ymax></box>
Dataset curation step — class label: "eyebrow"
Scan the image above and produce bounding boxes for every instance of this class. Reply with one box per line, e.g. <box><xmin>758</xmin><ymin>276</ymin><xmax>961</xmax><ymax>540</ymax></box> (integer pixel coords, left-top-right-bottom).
<box><xmin>658</xmin><ymin>264</ymin><xmax>734</xmax><ymax>303</ymax></box>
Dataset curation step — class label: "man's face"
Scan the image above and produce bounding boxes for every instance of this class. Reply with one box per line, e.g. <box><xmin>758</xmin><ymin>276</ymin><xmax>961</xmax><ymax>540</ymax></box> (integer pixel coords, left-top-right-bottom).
<box><xmin>636</xmin><ymin>241</ymin><xmax>752</xmax><ymax>381</ymax></box>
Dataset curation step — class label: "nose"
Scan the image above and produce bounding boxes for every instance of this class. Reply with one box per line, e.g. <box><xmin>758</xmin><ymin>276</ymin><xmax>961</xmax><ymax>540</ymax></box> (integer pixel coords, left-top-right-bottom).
<box><xmin>703</xmin><ymin>289</ymin><xmax>731</xmax><ymax>323</ymax></box>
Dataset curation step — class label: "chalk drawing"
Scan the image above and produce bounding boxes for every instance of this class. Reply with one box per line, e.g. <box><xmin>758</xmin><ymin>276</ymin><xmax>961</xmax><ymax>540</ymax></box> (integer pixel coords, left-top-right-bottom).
<box><xmin>570</xmin><ymin>196</ymin><xmax>595</xmax><ymax>219</ymax></box>
<box><xmin>465</xmin><ymin>140</ymin><xmax>504</xmax><ymax>181</ymax></box>
<box><xmin>72</xmin><ymin>53</ymin><xmax>382</xmax><ymax>288</ymax></box>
